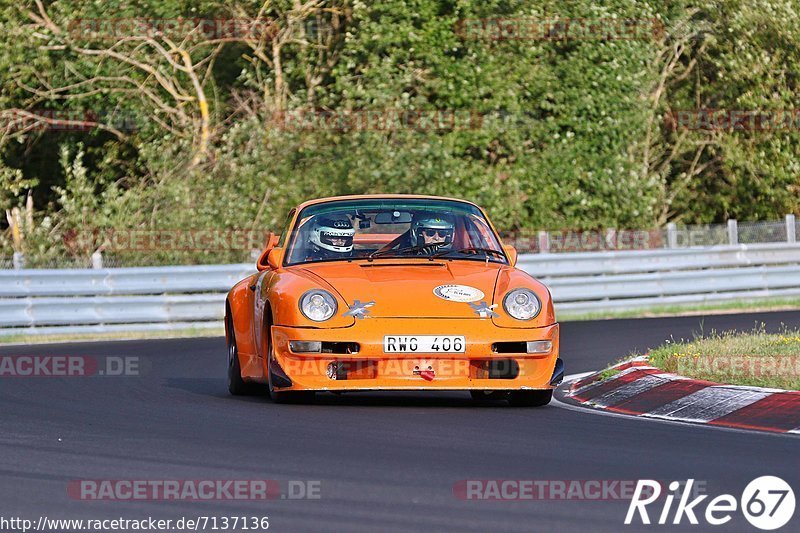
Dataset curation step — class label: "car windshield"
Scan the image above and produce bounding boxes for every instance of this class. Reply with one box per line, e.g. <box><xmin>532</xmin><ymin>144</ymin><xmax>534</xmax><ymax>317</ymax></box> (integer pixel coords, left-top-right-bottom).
<box><xmin>285</xmin><ymin>198</ymin><xmax>506</xmax><ymax>266</ymax></box>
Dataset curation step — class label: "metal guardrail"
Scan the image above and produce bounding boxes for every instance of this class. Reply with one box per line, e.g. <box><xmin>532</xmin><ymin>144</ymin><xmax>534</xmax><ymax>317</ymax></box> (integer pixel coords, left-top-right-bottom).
<box><xmin>519</xmin><ymin>243</ymin><xmax>800</xmax><ymax>311</ymax></box>
<box><xmin>0</xmin><ymin>264</ymin><xmax>250</xmax><ymax>297</ymax></box>
<box><xmin>504</xmin><ymin>214</ymin><xmax>798</xmax><ymax>253</ymax></box>
<box><xmin>516</xmin><ymin>242</ymin><xmax>800</xmax><ymax>277</ymax></box>
<box><xmin>0</xmin><ymin>264</ymin><xmax>252</xmax><ymax>335</ymax></box>
<box><xmin>0</xmin><ymin>243</ymin><xmax>798</xmax><ymax>335</ymax></box>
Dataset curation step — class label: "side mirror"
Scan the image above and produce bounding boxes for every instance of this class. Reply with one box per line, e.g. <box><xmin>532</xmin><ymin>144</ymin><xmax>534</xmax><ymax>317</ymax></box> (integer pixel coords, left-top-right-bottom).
<box><xmin>267</xmin><ymin>247</ymin><xmax>284</xmax><ymax>269</ymax></box>
<box><xmin>256</xmin><ymin>233</ymin><xmax>280</xmax><ymax>271</ymax></box>
<box><xmin>503</xmin><ymin>244</ymin><xmax>518</xmax><ymax>267</ymax></box>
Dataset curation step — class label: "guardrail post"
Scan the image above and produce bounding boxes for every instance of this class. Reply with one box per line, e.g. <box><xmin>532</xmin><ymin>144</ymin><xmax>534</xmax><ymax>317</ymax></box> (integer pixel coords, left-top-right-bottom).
<box><xmin>605</xmin><ymin>228</ymin><xmax>617</xmax><ymax>250</ymax></box>
<box><xmin>787</xmin><ymin>214</ymin><xmax>796</xmax><ymax>243</ymax></box>
<box><xmin>666</xmin><ymin>223</ymin><xmax>677</xmax><ymax>248</ymax></box>
<box><xmin>12</xmin><ymin>252</ymin><xmax>25</xmax><ymax>270</ymax></box>
<box><xmin>727</xmin><ymin>219</ymin><xmax>738</xmax><ymax>245</ymax></box>
<box><xmin>91</xmin><ymin>251</ymin><xmax>103</xmax><ymax>269</ymax></box>
<box><xmin>538</xmin><ymin>231</ymin><xmax>550</xmax><ymax>254</ymax></box>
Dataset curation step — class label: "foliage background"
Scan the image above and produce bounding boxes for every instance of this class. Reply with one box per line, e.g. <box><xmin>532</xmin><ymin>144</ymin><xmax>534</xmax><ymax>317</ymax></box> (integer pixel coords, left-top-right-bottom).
<box><xmin>1</xmin><ymin>0</ymin><xmax>798</xmax><ymax>264</ymax></box>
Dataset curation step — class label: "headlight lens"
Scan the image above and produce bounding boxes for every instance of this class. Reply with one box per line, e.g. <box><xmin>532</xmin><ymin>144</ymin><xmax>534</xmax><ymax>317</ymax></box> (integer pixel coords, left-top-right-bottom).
<box><xmin>503</xmin><ymin>288</ymin><xmax>541</xmax><ymax>320</ymax></box>
<box><xmin>299</xmin><ymin>290</ymin><xmax>338</xmax><ymax>322</ymax></box>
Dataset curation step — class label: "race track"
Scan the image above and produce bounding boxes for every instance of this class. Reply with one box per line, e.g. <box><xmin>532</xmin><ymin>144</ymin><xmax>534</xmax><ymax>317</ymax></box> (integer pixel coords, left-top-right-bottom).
<box><xmin>2</xmin><ymin>311</ymin><xmax>799</xmax><ymax>532</ymax></box>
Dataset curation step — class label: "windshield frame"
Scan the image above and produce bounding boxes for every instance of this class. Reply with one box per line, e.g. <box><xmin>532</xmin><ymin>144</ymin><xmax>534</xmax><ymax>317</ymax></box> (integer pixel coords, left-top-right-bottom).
<box><xmin>283</xmin><ymin>197</ymin><xmax>508</xmax><ymax>267</ymax></box>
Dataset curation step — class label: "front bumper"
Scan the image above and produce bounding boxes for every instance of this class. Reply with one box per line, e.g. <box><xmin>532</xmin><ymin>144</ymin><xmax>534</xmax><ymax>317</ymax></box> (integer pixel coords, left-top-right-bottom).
<box><xmin>270</xmin><ymin>319</ymin><xmax>560</xmax><ymax>391</ymax></box>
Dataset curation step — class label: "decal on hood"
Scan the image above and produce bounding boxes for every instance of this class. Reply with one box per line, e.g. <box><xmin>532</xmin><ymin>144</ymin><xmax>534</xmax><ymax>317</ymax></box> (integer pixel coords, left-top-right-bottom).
<box><xmin>343</xmin><ymin>299</ymin><xmax>375</xmax><ymax>319</ymax></box>
<box><xmin>433</xmin><ymin>284</ymin><xmax>485</xmax><ymax>303</ymax></box>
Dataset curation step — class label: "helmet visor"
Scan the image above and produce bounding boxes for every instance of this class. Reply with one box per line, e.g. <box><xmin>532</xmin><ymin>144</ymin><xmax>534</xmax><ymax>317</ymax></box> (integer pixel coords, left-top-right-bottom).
<box><xmin>320</xmin><ymin>231</ymin><xmax>353</xmax><ymax>249</ymax></box>
<box><xmin>417</xmin><ymin>227</ymin><xmax>453</xmax><ymax>243</ymax></box>
<box><xmin>420</xmin><ymin>228</ymin><xmax>453</xmax><ymax>239</ymax></box>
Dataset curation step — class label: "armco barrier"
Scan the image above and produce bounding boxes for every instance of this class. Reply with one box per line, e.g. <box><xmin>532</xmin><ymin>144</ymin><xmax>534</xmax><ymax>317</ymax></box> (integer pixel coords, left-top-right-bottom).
<box><xmin>0</xmin><ymin>243</ymin><xmax>798</xmax><ymax>335</ymax></box>
<box><xmin>0</xmin><ymin>265</ymin><xmax>252</xmax><ymax>335</ymax></box>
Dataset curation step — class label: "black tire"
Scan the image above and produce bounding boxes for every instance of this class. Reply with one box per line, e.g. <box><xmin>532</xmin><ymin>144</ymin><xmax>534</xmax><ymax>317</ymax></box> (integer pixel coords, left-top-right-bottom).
<box><xmin>266</xmin><ymin>325</ymin><xmax>315</xmax><ymax>404</ymax></box>
<box><xmin>470</xmin><ymin>390</ymin><xmax>508</xmax><ymax>404</ymax></box>
<box><xmin>227</xmin><ymin>321</ymin><xmax>254</xmax><ymax>395</ymax></box>
<box><xmin>508</xmin><ymin>389</ymin><xmax>553</xmax><ymax>407</ymax></box>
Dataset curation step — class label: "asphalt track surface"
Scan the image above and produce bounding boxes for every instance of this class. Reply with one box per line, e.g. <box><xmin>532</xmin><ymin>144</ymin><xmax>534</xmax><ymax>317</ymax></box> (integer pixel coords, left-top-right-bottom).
<box><xmin>2</xmin><ymin>311</ymin><xmax>799</xmax><ymax>532</ymax></box>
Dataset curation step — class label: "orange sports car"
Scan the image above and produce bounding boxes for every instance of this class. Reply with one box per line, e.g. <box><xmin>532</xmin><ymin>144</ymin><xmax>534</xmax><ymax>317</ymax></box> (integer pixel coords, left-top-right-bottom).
<box><xmin>225</xmin><ymin>194</ymin><xmax>562</xmax><ymax>406</ymax></box>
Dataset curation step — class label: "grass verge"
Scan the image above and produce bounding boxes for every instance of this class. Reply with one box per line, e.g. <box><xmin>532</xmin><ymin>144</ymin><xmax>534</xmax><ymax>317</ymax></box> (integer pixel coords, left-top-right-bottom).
<box><xmin>558</xmin><ymin>297</ymin><xmax>800</xmax><ymax>322</ymax></box>
<box><xmin>598</xmin><ymin>366</ymin><xmax>623</xmax><ymax>380</ymax></box>
<box><xmin>647</xmin><ymin>326</ymin><xmax>800</xmax><ymax>390</ymax></box>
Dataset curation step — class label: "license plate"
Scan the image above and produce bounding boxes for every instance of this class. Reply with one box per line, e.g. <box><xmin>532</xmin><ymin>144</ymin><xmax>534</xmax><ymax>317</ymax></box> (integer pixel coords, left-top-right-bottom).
<box><xmin>383</xmin><ymin>335</ymin><xmax>465</xmax><ymax>353</ymax></box>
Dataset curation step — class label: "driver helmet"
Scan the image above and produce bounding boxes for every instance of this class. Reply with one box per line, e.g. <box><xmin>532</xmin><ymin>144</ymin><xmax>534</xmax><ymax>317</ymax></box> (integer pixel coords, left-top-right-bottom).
<box><xmin>310</xmin><ymin>217</ymin><xmax>355</xmax><ymax>253</ymax></box>
<box><xmin>411</xmin><ymin>216</ymin><xmax>454</xmax><ymax>247</ymax></box>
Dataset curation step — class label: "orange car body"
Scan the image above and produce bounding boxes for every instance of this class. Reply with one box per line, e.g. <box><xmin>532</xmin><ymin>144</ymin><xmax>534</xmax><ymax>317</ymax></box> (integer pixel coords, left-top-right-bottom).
<box><xmin>225</xmin><ymin>194</ymin><xmax>562</xmax><ymax>397</ymax></box>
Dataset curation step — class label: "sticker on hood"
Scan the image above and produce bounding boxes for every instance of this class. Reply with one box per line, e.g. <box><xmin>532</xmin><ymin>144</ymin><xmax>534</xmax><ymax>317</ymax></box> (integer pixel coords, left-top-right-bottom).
<box><xmin>433</xmin><ymin>284</ymin><xmax>485</xmax><ymax>303</ymax></box>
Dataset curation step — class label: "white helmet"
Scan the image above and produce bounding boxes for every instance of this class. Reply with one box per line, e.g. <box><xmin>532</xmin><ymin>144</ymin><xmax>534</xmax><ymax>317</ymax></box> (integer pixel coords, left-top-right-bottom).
<box><xmin>310</xmin><ymin>217</ymin><xmax>355</xmax><ymax>253</ymax></box>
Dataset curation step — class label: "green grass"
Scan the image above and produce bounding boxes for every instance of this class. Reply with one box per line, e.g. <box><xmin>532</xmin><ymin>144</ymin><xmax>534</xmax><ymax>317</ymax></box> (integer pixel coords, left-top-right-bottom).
<box><xmin>558</xmin><ymin>297</ymin><xmax>800</xmax><ymax>322</ymax></box>
<box><xmin>648</xmin><ymin>325</ymin><xmax>800</xmax><ymax>390</ymax></box>
<box><xmin>598</xmin><ymin>366</ymin><xmax>622</xmax><ymax>380</ymax></box>
<box><xmin>594</xmin><ymin>352</ymin><xmax>645</xmax><ymax>381</ymax></box>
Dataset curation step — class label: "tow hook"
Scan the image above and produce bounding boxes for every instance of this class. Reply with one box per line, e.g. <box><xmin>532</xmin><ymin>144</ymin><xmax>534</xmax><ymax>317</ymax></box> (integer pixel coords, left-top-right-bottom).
<box><xmin>413</xmin><ymin>365</ymin><xmax>435</xmax><ymax>381</ymax></box>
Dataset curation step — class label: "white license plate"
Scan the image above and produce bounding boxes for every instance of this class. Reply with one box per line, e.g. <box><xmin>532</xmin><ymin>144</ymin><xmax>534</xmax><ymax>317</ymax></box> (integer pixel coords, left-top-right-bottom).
<box><xmin>383</xmin><ymin>335</ymin><xmax>465</xmax><ymax>353</ymax></box>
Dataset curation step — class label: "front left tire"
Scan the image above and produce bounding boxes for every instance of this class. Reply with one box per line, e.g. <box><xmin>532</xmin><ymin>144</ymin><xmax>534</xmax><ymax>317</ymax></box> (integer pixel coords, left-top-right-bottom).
<box><xmin>265</xmin><ymin>323</ymin><xmax>315</xmax><ymax>404</ymax></box>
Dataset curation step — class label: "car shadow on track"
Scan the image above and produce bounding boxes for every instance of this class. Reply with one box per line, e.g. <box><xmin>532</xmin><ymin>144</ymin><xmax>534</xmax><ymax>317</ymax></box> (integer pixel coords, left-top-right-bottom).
<box><xmin>165</xmin><ymin>378</ymin><xmax>531</xmax><ymax>408</ymax></box>
<box><xmin>165</xmin><ymin>377</ymin><xmax>269</xmax><ymax>403</ymax></box>
<box><xmin>313</xmin><ymin>391</ymin><xmax>496</xmax><ymax>408</ymax></box>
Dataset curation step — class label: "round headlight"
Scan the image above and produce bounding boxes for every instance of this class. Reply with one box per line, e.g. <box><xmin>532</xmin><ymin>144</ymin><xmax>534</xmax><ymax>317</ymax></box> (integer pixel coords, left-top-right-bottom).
<box><xmin>300</xmin><ymin>289</ymin><xmax>338</xmax><ymax>322</ymax></box>
<box><xmin>502</xmin><ymin>288</ymin><xmax>541</xmax><ymax>321</ymax></box>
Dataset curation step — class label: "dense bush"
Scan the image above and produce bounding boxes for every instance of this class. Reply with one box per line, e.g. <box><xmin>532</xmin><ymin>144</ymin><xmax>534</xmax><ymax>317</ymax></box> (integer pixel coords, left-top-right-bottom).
<box><xmin>1</xmin><ymin>0</ymin><xmax>798</xmax><ymax>263</ymax></box>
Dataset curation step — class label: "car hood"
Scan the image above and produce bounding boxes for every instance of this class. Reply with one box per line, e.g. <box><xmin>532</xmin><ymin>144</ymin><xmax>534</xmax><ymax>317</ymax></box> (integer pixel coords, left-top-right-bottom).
<box><xmin>295</xmin><ymin>260</ymin><xmax>502</xmax><ymax>318</ymax></box>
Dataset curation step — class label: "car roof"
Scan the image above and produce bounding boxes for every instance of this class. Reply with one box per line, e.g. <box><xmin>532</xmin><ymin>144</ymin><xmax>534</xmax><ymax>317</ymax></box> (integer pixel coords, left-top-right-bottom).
<box><xmin>293</xmin><ymin>194</ymin><xmax>481</xmax><ymax>212</ymax></box>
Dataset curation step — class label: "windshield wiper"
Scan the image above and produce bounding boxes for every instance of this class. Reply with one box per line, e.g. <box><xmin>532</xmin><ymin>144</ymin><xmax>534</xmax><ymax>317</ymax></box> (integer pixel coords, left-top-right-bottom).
<box><xmin>431</xmin><ymin>247</ymin><xmax>506</xmax><ymax>260</ymax></box>
<box><xmin>368</xmin><ymin>243</ymin><xmax>440</xmax><ymax>260</ymax></box>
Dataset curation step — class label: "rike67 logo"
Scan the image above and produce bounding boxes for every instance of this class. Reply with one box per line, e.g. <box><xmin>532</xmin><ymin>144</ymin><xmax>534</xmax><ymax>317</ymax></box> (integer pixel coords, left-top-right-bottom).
<box><xmin>626</xmin><ymin>477</ymin><xmax>795</xmax><ymax>530</ymax></box>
